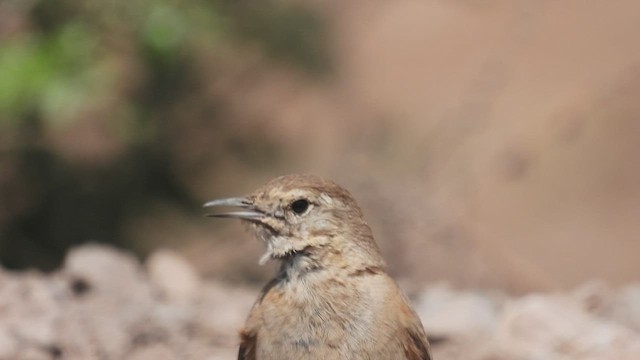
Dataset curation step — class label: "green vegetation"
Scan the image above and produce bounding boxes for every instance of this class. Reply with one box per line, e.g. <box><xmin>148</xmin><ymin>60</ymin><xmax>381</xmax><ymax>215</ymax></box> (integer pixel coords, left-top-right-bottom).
<box><xmin>0</xmin><ymin>0</ymin><xmax>330</xmax><ymax>269</ymax></box>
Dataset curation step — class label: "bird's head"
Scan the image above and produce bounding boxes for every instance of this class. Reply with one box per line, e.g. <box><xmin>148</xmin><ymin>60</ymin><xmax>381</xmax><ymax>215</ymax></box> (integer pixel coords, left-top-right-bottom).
<box><xmin>204</xmin><ymin>174</ymin><xmax>384</xmax><ymax>268</ymax></box>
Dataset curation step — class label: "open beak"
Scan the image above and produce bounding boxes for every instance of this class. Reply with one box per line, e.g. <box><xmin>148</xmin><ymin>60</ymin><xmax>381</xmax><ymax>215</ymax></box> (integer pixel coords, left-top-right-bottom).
<box><xmin>203</xmin><ymin>197</ymin><xmax>264</xmax><ymax>220</ymax></box>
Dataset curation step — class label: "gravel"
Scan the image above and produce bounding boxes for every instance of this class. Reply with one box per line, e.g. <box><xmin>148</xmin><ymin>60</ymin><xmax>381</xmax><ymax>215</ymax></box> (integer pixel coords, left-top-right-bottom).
<box><xmin>0</xmin><ymin>244</ymin><xmax>637</xmax><ymax>360</ymax></box>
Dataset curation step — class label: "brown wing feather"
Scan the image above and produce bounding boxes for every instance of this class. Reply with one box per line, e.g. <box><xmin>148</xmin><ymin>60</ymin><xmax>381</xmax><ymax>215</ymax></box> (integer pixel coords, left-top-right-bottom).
<box><xmin>237</xmin><ymin>328</ymin><xmax>257</xmax><ymax>360</ymax></box>
<box><xmin>401</xmin><ymin>324</ymin><xmax>432</xmax><ymax>360</ymax></box>
<box><xmin>238</xmin><ymin>277</ymin><xmax>281</xmax><ymax>360</ymax></box>
<box><xmin>238</xmin><ymin>278</ymin><xmax>280</xmax><ymax>360</ymax></box>
<box><xmin>397</xmin><ymin>297</ymin><xmax>432</xmax><ymax>360</ymax></box>
<box><xmin>403</xmin><ymin>326</ymin><xmax>432</xmax><ymax>360</ymax></box>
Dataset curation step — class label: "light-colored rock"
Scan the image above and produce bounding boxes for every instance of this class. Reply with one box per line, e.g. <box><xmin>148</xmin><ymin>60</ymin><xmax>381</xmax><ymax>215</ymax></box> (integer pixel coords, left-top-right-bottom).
<box><xmin>63</xmin><ymin>244</ymin><xmax>145</xmax><ymax>295</ymax></box>
<box><xmin>415</xmin><ymin>284</ymin><xmax>503</xmax><ymax>337</ymax></box>
<box><xmin>127</xmin><ymin>345</ymin><xmax>176</xmax><ymax>360</ymax></box>
<box><xmin>15</xmin><ymin>347</ymin><xmax>50</xmax><ymax>360</ymax></box>
<box><xmin>488</xmin><ymin>294</ymin><xmax>640</xmax><ymax>360</ymax></box>
<box><xmin>0</xmin><ymin>328</ymin><xmax>16</xmax><ymax>358</ymax></box>
<box><xmin>147</xmin><ymin>249</ymin><xmax>201</xmax><ymax>304</ymax></box>
<box><xmin>607</xmin><ymin>284</ymin><xmax>640</xmax><ymax>332</ymax></box>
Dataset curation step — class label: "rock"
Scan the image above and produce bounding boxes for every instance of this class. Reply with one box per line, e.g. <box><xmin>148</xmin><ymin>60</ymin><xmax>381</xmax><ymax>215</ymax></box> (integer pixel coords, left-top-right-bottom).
<box><xmin>197</xmin><ymin>281</ymin><xmax>255</xmax><ymax>347</ymax></box>
<box><xmin>146</xmin><ymin>249</ymin><xmax>201</xmax><ymax>304</ymax></box>
<box><xmin>127</xmin><ymin>345</ymin><xmax>176</xmax><ymax>360</ymax></box>
<box><xmin>0</xmin><ymin>271</ymin><xmax>61</xmax><ymax>358</ymax></box>
<box><xmin>63</xmin><ymin>244</ymin><xmax>145</xmax><ymax>297</ymax></box>
<box><xmin>488</xmin><ymin>294</ymin><xmax>640</xmax><ymax>360</ymax></box>
<box><xmin>607</xmin><ymin>284</ymin><xmax>640</xmax><ymax>332</ymax></box>
<box><xmin>0</xmin><ymin>328</ymin><xmax>17</xmax><ymax>358</ymax></box>
<box><xmin>415</xmin><ymin>284</ymin><xmax>503</xmax><ymax>338</ymax></box>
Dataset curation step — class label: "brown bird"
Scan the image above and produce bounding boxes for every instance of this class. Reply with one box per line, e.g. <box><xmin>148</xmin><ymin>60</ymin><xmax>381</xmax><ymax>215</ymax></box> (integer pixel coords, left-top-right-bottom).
<box><xmin>204</xmin><ymin>174</ymin><xmax>431</xmax><ymax>360</ymax></box>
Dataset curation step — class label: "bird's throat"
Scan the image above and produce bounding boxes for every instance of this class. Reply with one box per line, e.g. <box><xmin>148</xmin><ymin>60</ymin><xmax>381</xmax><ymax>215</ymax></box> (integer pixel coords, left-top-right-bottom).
<box><xmin>258</xmin><ymin>238</ymin><xmax>311</xmax><ymax>266</ymax></box>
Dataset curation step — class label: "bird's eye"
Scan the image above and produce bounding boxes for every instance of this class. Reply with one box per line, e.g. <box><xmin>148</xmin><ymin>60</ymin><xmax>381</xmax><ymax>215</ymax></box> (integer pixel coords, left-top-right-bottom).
<box><xmin>290</xmin><ymin>199</ymin><xmax>310</xmax><ymax>215</ymax></box>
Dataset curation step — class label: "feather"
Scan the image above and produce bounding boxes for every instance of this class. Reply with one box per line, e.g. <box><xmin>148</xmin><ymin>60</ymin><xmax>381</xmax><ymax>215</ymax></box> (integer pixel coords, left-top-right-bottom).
<box><xmin>237</xmin><ymin>328</ymin><xmax>257</xmax><ymax>360</ymax></box>
<box><xmin>402</xmin><ymin>326</ymin><xmax>432</xmax><ymax>360</ymax></box>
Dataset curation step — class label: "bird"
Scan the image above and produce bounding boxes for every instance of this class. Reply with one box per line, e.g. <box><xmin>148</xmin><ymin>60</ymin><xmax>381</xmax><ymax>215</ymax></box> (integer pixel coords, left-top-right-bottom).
<box><xmin>204</xmin><ymin>174</ymin><xmax>431</xmax><ymax>360</ymax></box>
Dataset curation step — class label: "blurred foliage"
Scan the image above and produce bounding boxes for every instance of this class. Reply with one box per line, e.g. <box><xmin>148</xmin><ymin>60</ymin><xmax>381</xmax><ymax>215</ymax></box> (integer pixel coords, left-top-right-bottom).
<box><xmin>0</xmin><ymin>0</ymin><xmax>330</xmax><ymax>270</ymax></box>
<box><xmin>0</xmin><ymin>23</ymin><xmax>97</xmax><ymax>123</ymax></box>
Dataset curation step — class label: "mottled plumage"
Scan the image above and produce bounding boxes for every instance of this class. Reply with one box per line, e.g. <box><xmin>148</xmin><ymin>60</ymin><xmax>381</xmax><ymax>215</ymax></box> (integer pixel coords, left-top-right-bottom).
<box><xmin>205</xmin><ymin>174</ymin><xmax>431</xmax><ymax>360</ymax></box>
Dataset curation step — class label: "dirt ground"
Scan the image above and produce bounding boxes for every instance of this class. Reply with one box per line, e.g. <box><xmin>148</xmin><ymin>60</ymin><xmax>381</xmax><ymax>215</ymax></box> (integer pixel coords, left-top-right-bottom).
<box><xmin>0</xmin><ymin>245</ymin><xmax>638</xmax><ymax>360</ymax></box>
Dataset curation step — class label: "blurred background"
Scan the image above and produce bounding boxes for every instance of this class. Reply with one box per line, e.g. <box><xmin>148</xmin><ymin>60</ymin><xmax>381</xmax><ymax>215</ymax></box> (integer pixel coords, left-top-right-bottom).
<box><xmin>2</xmin><ymin>0</ymin><xmax>640</xmax><ymax>293</ymax></box>
<box><xmin>2</xmin><ymin>1</ymin><xmax>640</xmax><ymax>359</ymax></box>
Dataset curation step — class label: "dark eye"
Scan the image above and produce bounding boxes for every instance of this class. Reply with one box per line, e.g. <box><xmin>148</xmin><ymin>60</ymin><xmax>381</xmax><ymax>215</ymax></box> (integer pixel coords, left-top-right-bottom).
<box><xmin>290</xmin><ymin>199</ymin><xmax>310</xmax><ymax>215</ymax></box>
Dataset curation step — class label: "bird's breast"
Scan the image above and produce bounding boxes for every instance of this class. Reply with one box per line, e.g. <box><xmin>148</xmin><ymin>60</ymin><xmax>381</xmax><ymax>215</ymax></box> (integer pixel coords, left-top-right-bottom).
<box><xmin>255</xmin><ymin>271</ymin><xmax>401</xmax><ymax>358</ymax></box>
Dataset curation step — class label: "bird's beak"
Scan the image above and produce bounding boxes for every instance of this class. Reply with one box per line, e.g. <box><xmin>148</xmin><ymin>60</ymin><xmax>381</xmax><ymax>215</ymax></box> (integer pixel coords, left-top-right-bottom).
<box><xmin>203</xmin><ymin>197</ymin><xmax>264</xmax><ymax>220</ymax></box>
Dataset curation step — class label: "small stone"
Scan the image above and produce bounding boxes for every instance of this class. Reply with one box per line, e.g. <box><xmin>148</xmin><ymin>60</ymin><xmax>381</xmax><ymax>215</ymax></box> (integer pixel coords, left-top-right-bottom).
<box><xmin>147</xmin><ymin>249</ymin><xmax>201</xmax><ymax>303</ymax></box>
<box><xmin>415</xmin><ymin>284</ymin><xmax>502</xmax><ymax>337</ymax></box>
<box><xmin>0</xmin><ymin>328</ymin><xmax>16</xmax><ymax>358</ymax></box>
<box><xmin>127</xmin><ymin>345</ymin><xmax>176</xmax><ymax>360</ymax></box>
<box><xmin>64</xmin><ymin>244</ymin><xmax>145</xmax><ymax>296</ymax></box>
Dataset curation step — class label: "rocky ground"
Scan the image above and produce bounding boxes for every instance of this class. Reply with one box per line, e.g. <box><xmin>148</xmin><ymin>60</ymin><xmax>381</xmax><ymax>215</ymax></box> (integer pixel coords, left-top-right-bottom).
<box><xmin>0</xmin><ymin>245</ymin><xmax>638</xmax><ymax>360</ymax></box>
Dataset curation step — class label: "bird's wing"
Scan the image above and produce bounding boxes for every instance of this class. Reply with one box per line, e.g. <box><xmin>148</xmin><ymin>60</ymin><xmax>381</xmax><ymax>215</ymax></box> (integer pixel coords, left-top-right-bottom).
<box><xmin>396</xmin><ymin>293</ymin><xmax>432</xmax><ymax>360</ymax></box>
<box><xmin>401</xmin><ymin>323</ymin><xmax>432</xmax><ymax>360</ymax></box>
<box><xmin>237</xmin><ymin>328</ymin><xmax>257</xmax><ymax>360</ymax></box>
<box><xmin>238</xmin><ymin>278</ymin><xmax>281</xmax><ymax>360</ymax></box>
